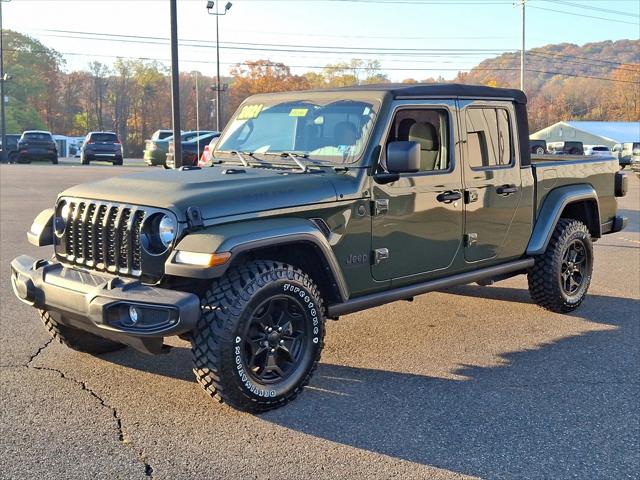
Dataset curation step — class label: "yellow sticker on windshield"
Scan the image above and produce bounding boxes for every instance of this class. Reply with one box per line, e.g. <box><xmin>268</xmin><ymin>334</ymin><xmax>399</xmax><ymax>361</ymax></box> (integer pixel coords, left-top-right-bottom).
<box><xmin>289</xmin><ymin>108</ymin><xmax>308</xmax><ymax>117</ymax></box>
<box><xmin>237</xmin><ymin>104</ymin><xmax>263</xmax><ymax>120</ymax></box>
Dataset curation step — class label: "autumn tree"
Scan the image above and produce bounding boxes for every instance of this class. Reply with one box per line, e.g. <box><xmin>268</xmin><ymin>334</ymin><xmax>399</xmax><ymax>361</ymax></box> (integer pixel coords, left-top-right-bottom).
<box><xmin>601</xmin><ymin>64</ymin><xmax>640</xmax><ymax>121</ymax></box>
<box><xmin>226</xmin><ymin>60</ymin><xmax>310</xmax><ymax>117</ymax></box>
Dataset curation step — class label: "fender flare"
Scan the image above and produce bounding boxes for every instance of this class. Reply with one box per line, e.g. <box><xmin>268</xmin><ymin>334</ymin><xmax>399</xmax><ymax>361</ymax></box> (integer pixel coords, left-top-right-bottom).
<box><xmin>165</xmin><ymin>217</ymin><xmax>349</xmax><ymax>302</ymax></box>
<box><xmin>526</xmin><ymin>184</ymin><xmax>600</xmax><ymax>256</ymax></box>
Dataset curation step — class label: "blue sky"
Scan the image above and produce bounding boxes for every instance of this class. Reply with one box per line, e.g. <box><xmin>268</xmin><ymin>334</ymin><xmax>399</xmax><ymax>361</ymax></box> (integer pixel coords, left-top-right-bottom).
<box><xmin>4</xmin><ymin>0</ymin><xmax>639</xmax><ymax>80</ymax></box>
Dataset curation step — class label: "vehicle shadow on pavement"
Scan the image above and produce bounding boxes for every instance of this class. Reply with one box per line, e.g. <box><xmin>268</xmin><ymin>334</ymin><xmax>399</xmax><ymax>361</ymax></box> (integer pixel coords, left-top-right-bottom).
<box><xmin>262</xmin><ymin>290</ymin><xmax>639</xmax><ymax>479</ymax></box>
<box><xmin>615</xmin><ymin>209</ymin><xmax>639</xmax><ymax>233</ymax></box>
<box><xmin>102</xmin><ymin>290</ymin><xmax>639</xmax><ymax>479</ymax></box>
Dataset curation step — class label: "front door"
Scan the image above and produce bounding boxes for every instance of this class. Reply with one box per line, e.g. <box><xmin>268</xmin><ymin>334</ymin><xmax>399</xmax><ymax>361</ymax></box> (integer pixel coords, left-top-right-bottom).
<box><xmin>460</xmin><ymin>101</ymin><xmax>523</xmax><ymax>263</ymax></box>
<box><xmin>371</xmin><ymin>101</ymin><xmax>464</xmax><ymax>281</ymax></box>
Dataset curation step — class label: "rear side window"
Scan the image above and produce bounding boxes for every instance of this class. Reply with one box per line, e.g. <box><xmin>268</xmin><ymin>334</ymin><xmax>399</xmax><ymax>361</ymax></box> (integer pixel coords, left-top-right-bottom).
<box><xmin>593</xmin><ymin>146</ymin><xmax>609</xmax><ymax>152</ymax></box>
<box><xmin>90</xmin><ymin>133</ymin><xmax>118</xmax><ymax>143</ymax></box>
<box><xmin>465</xmin><ymin>108</ymin><xmax>512</xmax><ymax>169</ymax></box>
<box><xmin>23</xmin><ymin>132</ymin><xmax>53</xmax><ymax>141</ymax></box>
<box><xmin>152</xmin><ymin>131</ymin><xmax>172</xmax><ymax>140</ymax></box>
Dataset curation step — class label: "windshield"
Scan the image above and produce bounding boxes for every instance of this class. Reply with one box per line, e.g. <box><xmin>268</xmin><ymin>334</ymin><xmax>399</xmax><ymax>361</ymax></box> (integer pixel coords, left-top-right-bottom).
<box><xmin>216</xmin><ymin>98</ymin><xmax>378</xmax><ymax>165</ymax></box>
<box><xmin>592</xmin><ymin>146</ymin><xmax>609</xmax><ymax>152</ymax></box>
<box><xmin>23</xmin><ymin>132</ymin><xmax>53</xmax><ymax>141</ymax></box>
<box><xmin>90</xmin><ymin>133</ymin><xmax>118</xmax><ymax>143</ymax></box>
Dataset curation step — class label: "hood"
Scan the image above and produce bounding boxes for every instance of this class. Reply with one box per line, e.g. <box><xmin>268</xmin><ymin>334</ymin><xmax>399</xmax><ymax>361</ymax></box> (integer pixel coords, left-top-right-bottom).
<box><xmin>61</xmin><ymin>166</ymin><xmax>342</xmax><ymax>222</ymax></box>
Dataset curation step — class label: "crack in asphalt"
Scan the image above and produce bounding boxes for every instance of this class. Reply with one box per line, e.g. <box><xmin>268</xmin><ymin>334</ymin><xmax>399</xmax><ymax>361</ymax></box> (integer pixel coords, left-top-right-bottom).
<box><xmin>21</xmin><ymin>338</ymin><xmax>155</xmax><ymax>478</ymax></box>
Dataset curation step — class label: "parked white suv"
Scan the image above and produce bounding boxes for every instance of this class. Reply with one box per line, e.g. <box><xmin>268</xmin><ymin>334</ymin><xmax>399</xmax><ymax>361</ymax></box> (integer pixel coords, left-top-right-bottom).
<box><xmin>584</xmin><ymin>145</ymin><xmax>612</xmax><ymax>157</ymax></box>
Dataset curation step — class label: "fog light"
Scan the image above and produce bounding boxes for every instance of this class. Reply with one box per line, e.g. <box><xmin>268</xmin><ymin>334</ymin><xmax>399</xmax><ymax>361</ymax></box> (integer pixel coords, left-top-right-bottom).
<box><xmin>129</xmin><ymin>306</ymin><xmax>140</xmax><ymax>324</ymax></box>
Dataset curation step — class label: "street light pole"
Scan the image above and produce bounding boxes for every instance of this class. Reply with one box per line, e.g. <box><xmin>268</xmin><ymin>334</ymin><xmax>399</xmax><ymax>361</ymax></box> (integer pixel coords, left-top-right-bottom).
<box><xmin>206</xmin><ymin>1</ymin><xmax>232</xmax><ymax>132</ymax></box>
<box><xmin>215</xmin><ymin>5</ymin><xmax>220</xmax><ymax>131</ymax></box>
<box><xmin>0</xmin><ymin>0</ymin><xmax>7</xmax><ymax>163</ymax></box>
<box><xmin>519</xmin><ymin>0</ymin><xmax>526</xmax><ymax>92</ymax></box>
<box><xmin>169</xmin><ymin>0</ymin><xmax>182</xmax><ymax>168</ymax></box>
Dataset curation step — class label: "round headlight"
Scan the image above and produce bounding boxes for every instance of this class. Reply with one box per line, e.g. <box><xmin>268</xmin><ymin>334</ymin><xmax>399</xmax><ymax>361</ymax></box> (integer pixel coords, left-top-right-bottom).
<box><xmin>158</xmin><ymin>215</ymin><xmax>176</xmax><ymax>248</ymax></box>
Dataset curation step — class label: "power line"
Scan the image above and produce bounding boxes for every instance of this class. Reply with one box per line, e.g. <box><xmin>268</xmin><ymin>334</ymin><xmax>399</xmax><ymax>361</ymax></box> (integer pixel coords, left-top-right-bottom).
<box><xmin>528</xmin><ymin>4</ymin><xmax>640</xmax><ymax>25</ymax></box>
<box><xmin>543</xmin><ymin>0</ymin><xmax>639</xmax><ymax>18</ymax></box>
<box><xmin>27</xmin><ymin>29</ymin><xmax>639</xmax><ymax>71</ymax></box>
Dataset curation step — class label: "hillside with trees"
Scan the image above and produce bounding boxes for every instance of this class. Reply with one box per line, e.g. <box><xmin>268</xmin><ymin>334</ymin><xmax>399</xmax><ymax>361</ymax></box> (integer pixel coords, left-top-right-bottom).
<box><xmin>457</xmin><ymin>39</ymin><xmax>640</xmax><ymax>130</ymax></box>
<box><xmin>3</xmin><ymin>30</ymin><xmax>638</xmax><ymax>155</ymax></box>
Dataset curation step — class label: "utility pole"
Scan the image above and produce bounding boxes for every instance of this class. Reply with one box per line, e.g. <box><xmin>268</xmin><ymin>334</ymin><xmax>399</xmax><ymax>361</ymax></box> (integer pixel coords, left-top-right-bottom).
<box><xmin>195</xmin><ymin>71</ymin><xmax>200</xmax><ymax>154</ymax></box>
<box><xmin>169</xmin><ymin>0</ymin><xmax>182</xmax><ymax>168</ymax></box>
<box><xmin>0</xmin><ymin>0</ymin><xmax>7</xmax><ymax>164</ymax></box>
<box><xmin>520</xmin><ymin>0</ymin><xmax>526</xmax><ymax>92</ymax></box>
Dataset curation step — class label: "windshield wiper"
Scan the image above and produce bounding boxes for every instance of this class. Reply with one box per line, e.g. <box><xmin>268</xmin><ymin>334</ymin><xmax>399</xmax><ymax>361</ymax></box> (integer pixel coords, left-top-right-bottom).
<box><xmin>258</xmin><ymin>151</ymin><xmax>338</xmax><ymax>173</ymax></box>
<box><xmin>230</xmin><ymin>150</ymin><xmax>250</xmax><ymax>167</ymax></box>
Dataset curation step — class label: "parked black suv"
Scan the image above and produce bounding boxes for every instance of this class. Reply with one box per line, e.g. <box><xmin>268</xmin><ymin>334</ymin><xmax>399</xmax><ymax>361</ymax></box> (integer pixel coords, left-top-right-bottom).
<box><xmin>529</xmin><ymin>139</ymin><xmax>547</xmax><ymax>155</ymax></box>
<box><xmin>165</xmin><ymin>132</ymin><xmax>219</xmax><ymax>168</ymax></box>
<box><xmin>17</xmin><ymin>131</ymin><xmax>58</xmax><ymax>164</ymax></box>
<box><xmin>1</xmin><ymin>133</ymin><xmax>21</xmax><ymax>163</ymax></box>
<box><xmin>80</xmin><ymin>132</ymin><xmax>123</xmax><ymax>165</ymax></box>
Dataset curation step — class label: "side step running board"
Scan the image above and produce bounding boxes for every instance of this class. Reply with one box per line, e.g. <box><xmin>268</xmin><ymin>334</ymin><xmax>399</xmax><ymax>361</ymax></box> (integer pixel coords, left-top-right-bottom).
<box><xmin>328</xmin><ymin>258</ymin><xmax>535</xmax><ymax>317</ymax></box>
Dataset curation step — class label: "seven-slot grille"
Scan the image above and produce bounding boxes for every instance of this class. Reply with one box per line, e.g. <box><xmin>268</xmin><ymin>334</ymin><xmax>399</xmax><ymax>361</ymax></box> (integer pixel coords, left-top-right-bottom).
<box><xmin>59</xmin><ymin>200</ymin><xmax>147</xmax><ymax>276</ymax></box>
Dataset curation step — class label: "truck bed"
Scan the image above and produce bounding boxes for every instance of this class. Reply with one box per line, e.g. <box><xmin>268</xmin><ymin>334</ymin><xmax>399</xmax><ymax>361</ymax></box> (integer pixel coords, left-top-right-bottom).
<box><xmin>531</xmin><ymin>154</ymin><xmax>619</xmax><ymax>231</ymax></box>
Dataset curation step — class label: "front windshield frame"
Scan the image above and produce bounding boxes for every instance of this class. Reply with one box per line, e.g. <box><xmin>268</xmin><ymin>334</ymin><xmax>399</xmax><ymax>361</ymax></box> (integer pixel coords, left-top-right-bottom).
<box><xmin>214</xmin><ymin>95</ymin><xmax>381</xmax><ymax>167</ymax></box>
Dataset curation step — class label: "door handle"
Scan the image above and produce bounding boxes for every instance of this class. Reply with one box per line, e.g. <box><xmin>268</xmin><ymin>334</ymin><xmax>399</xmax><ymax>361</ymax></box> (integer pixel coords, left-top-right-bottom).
<box><xmin>436</xmin><ymin>191</ymin><xmax>462</xmax><ymax>204</ymax></box>
<box><xmin>496</xmin><ymin>184</ymin><xmax>518</xmax><ymax>196</ymax></box>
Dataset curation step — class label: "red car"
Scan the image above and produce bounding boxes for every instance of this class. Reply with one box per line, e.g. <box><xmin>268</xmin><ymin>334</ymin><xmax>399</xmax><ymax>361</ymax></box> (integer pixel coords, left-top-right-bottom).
<box><xmin>198</xmin><ymin>136</ymin><xmax>220</xmax><ymax>167</ymax></box>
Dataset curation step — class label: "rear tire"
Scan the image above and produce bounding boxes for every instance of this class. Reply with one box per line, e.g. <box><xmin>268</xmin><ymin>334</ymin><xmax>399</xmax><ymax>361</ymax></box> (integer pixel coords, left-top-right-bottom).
<box><xmin>39</xmin><ymin>310</ymin><xmax>126</xmax><ymax>354</ymax></box>
<box><xmin>528</xmin><ymin>219</ymin><xmax>593</xmax><ymax>313</ymax></box>
<box><xmin>191</xmin><ymin>260</ymin><xmax>325</xmax><ymax>412</ymax></box>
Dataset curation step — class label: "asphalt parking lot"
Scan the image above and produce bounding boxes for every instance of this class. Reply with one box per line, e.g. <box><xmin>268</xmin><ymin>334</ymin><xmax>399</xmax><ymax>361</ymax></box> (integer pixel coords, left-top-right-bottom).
<box><xmin>1</xmin><ymin>161</ymin><xmax>638</xmax><ymax>479</ymax></box>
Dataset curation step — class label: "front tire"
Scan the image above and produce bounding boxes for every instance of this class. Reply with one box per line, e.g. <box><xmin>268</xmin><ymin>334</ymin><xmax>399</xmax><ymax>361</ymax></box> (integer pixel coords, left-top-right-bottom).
<box><xmin>191</xmin><ymin>260</ymin><xmax>325</xmax><ymax>412</ymax></box>
<box><xmin>39</xmin><ymin>310</ymin><xmax>126</xmax><ymax>354</ymax></box>
<box><xmin>528</xmin><ymin>219</ymin><xmax>593</xmax><ymax>313</ymax></box>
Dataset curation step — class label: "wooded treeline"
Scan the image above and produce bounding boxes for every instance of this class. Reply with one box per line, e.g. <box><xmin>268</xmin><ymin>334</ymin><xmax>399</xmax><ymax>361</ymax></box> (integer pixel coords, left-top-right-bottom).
<box><xmin>4</xmin><ymin>30</ymin><xmax>638</xmax><ymax>155</ymax></box>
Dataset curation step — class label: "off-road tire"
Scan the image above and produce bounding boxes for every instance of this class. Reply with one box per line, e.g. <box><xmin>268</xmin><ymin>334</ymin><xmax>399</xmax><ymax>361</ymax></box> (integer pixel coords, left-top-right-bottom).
<box><xmin>192</xmin><ymin>260</ymin><xmax>325</xmax><ymax>413</ymax></box>
<box><xmin>39</xmin><ymin>310</ymin><xmax>126</xmax><ymax>354</ymax></box>
<box><xmin>528</xmin><ymin>219</ymin><xmax>593</xmax><ymax>313</ymax></box>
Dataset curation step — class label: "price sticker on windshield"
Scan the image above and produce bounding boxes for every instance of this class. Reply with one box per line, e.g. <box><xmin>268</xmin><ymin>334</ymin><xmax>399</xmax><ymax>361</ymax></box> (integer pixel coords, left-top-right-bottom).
<box><xmin>289</xmin><ymin>108</ymin><xmax>308</xmax><ymax>117</ymax></box>
<box><xmin>237</xmin><ymin>104</ymin><xmax>263</xmax><ymax>120</ymax></box>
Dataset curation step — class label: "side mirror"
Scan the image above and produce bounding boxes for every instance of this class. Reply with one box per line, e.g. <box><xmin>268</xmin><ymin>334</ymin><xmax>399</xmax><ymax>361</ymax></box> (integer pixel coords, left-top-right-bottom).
<box><xmin>386</xmin><ymin>141</ymin><xmax>420</xmax><ymax>173</ymax></box>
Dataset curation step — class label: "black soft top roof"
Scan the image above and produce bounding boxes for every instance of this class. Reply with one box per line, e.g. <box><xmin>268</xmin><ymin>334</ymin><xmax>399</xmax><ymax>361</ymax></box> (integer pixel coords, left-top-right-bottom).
<box><xmin>310</xmin><ymin>83</ymin><xmax>527</xmax><ymax>104</ymax></box>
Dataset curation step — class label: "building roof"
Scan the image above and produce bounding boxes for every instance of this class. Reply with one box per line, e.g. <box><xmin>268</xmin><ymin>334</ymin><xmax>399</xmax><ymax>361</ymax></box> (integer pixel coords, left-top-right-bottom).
<box><xmin>563</xmin><ymin>121</ymin><xmax>640</xmax><ymax>143</ymax></box>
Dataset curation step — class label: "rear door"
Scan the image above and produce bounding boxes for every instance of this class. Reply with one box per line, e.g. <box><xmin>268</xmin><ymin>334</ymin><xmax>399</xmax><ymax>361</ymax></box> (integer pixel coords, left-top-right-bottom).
<box><xmin>460</xmin><ymin>101</ymin><xmax>525</xmax><ymax>263</ymax></box>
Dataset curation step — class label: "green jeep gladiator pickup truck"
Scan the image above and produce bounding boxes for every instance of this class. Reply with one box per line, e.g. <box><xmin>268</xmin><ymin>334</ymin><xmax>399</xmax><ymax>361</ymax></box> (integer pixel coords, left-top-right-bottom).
<box><xmin>11</xmin><ymin>84</ymin><xmax>628</xmax><ymax>412</ymax></box>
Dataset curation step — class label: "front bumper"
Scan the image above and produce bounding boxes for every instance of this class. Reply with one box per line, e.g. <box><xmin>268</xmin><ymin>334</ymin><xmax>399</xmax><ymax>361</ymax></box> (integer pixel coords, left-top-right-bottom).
<box><xmin>10</xmin><ymin>255</ymin><xmax>200</xmax><ymax>354</ymax></box>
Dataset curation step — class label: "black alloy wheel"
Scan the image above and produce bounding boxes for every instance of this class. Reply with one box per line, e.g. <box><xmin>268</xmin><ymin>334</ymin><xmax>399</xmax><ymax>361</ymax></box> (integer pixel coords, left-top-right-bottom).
<box><xmin>243</xmin><ymin>296</ymin><xmax>308</xmax><ymax>384</ymax></box>
<box><xmin>559</xmin><ymin>239</ymin><xmax>588</xmax><ymax>296</ymax></box>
